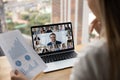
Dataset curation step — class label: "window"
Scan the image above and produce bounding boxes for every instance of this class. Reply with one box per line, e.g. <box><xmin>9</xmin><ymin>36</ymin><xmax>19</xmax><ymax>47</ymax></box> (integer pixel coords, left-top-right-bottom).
<box><xmin>52</xmin><ymin>0</ymin><xmax>84</xmax><ymax>45</ymax></box>
<box><xmin>4</xmin><ymin>0</ymin><xmax>51</xmax><ymax>35</ymax></box>
<box><xmin>1</xmin><ymin>0</ymin><xmax>93</xmax><ymax>45</ymax></box>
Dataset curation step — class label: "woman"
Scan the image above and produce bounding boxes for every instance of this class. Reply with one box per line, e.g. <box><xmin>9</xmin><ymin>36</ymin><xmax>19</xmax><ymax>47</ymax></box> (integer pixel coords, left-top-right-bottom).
<box><xmin>71</xmin><ymin>0</ymin><xmax>120</xmax><ymax>80</ymax></box>
<box><xmin>10</xmin><ymin>0</ymin><xmax>120</xmax><ymax>80</ymax></box>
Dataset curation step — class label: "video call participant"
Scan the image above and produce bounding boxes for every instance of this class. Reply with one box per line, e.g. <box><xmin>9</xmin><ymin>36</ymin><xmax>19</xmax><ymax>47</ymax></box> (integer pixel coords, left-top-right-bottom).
<box><xmin>62</xmin><ymin>43</ymin><xmax>66</xmax><ymax>50</ymax></box>
<box><xmin>39</xmin><ymin>27</ymin><xmax>45</xmax><ymax>34</ymax></box>
<box><xmin>59</xmin><ymin>25</ymin><xmax>65</xmax><ymax>31</ymax></box>
<box><xmin>67</xmin><ymin>36</ymin><xmax>73</xmax><ymax>48</ymax></box>
<box><xmin>64</xmin><ymin>24</ymin><xmax>71</xmax><ymax>31</ymax></box>
<box><xmin>54</xmin><ymin>44</ymin><xmax>61</xmax><ymax>51</ymax></box>
<box><xmin>32</xmin><ymin>28</ymin><xmax>39</xmax><ymax>35</ymax></box>
<box><xmin>42</xmin><ymin>46</ymin><xmax>49</xmax><ymax>53</ymax></box>
<box><xmin>47</xmin><ymin>33</ymin><xmax>62</xmax><ymax>46</ymax></box>
<box><xmin>53</xmin><ymin>26</ymin><xmax>59</xmax><ymax>32</ymax></box>
<box><xmin>48</xmin><ymin>45</ymin><xmax>54</xmax><ymax>52</ymax></box>
<box><xmin>46</xmin><ymin>27</ymin><xmax>52</xmax><ymax>33</ymax></box>
<box><xmin>34</xmin><ymin>35</ymin><xmax>40</xmax><ymax>41</ymax></box>
<box><xmin>34</xmin><ymin>41</ymin><xmax>42</xmax><ymax>54</ymax></box>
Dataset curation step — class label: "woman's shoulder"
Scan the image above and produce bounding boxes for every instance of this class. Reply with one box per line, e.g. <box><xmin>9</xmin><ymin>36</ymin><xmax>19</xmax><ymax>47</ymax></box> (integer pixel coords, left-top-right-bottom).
<box><xmin>71</xmin><ymin>39</ymin><xmax>110</xmax><ymax>80</ymax></box>
<box><xmin>77</xmin><ymin>39</ymin><xmax>109</xmax><ymax>67</ymax></box>
<box><xmin>78</xmin><ymin>39</ymin><xmax>108</xmax><ymax>59</ymax></box>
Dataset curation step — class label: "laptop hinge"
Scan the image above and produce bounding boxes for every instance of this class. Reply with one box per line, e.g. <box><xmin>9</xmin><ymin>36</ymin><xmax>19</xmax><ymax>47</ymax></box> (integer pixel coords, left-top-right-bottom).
<box><xmin>41</xmin><ymin>50</ymin><xmax>74</xmax><ymax>57</ymax></box>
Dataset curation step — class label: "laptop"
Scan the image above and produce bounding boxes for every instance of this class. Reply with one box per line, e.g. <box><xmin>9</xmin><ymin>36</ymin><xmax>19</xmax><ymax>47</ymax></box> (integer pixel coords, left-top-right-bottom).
<box><xmin>31</xmin><ymin>22</ymin><xmax>77</xmax><ymax>72</ymax></box>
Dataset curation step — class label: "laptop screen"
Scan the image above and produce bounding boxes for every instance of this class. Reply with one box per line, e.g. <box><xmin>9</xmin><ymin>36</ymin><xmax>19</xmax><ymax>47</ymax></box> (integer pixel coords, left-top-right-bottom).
<box><xmin>31</xmin><ymin>22</ymin><xmax>74</xmax><ymax>55</ymax></box>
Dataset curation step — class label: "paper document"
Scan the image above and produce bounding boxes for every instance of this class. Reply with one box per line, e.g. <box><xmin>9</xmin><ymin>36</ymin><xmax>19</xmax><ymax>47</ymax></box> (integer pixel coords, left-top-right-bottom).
<box><xmin>0</xmin><ymin>30</ymin><xmax>47</xmax><ymax>80</ymax></box>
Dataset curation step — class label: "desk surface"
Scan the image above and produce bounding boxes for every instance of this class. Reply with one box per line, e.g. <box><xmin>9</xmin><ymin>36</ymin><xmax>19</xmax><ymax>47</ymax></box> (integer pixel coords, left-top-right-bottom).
<box><xmin>0</xmin><ymin>45</ymin><xmax>83</xmax><ymax>80</ymax></box>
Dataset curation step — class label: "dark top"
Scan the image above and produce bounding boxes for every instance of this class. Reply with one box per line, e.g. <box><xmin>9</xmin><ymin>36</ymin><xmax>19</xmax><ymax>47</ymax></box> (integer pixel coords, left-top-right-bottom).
<box><xmin>46</xmin><ymin>30</ymin><xmax>52</xmax><ymax>33</ymax></box>
<box><xmin>42</xmin><ymin>49</ymin><xmax>49</xmax><ymax>53</ymax></box>
<box><xmin>47</xmin><ymin>41</ymin><xmax>62</xmax><ymax>46</ymax></box>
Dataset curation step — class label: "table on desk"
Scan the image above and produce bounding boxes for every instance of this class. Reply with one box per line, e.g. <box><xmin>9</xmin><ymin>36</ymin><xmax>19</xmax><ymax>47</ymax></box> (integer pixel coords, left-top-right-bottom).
<box><xmin>0</xmin><ymin>45</ymin><xmax>83</xmax><ymax>80</ymax></box>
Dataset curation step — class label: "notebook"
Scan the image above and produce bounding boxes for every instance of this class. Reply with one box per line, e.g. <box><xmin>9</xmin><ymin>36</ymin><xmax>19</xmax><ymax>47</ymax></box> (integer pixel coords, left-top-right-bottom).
<box><xmin>31</xmin><ymin>22</ymin><xmax>77</xmax><ymax>72</ymax></box>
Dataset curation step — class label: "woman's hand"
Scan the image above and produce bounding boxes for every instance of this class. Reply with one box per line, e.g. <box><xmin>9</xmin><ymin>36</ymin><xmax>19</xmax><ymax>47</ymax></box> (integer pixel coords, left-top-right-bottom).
<box><xmin>89</xmin><ymin>18</ymin><xmax>101</xmax><ymax>34</ymax></box>
<box><xmin>10</xmin><ymin>70</ymin><xmax>28</xmax><ymax>80</ymax></box>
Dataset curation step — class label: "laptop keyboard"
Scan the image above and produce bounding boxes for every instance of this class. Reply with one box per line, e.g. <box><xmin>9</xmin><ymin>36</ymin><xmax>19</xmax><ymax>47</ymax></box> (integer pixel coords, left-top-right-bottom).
<box><xmin>41</xmin><ymin>51</ymin><xmax>77</xmax><ymax>63</ymax></box>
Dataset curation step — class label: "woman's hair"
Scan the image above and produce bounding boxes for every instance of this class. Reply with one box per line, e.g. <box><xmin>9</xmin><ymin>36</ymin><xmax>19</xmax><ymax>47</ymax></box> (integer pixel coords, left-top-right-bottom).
<box><xmin>97</xmin><ymin>0</ymin><xmax>120</xmax><ymax>80</ymax></box>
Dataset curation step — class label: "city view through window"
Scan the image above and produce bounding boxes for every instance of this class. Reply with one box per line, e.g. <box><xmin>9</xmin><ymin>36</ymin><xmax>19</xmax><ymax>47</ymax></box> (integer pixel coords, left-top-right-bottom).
<box><xmin>1</xmin><ymin>0</ymin><xmax>92</xmax><ymax>45</ymax></box>
<box><xmin>4</xmin><ymin>0</ymin><xmax>51</xmax><ymax>35</ymax></box>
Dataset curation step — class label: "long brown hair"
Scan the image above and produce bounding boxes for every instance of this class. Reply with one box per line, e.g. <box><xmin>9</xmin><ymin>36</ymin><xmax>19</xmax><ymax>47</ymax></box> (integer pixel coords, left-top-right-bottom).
<box><xmin>98</xmin><ymin>0</ymin><xmax>120</xmax><ymax>80</ymax></box>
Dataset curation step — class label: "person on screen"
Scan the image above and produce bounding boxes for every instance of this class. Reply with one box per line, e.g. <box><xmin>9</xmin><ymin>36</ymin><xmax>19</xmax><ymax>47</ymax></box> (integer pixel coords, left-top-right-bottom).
<box><xmin>67</xmin><ymin>42</ymin><xmax>73</xmax><ymax>48</ymax></box>
<box><xmin>39</xmin><ymin>27</ymin><xmax>45</xmax><ymax>34</ymax></box>
<box><xmin>42</xmin><ymin>46</ymin><xmax>49</xmax><ymax>53</ymax></box>
<box><xmin>47</xmin><ymin>33</ymin><xmax>62</xmax><ymax>46</ymax></box>
<box><xmin>34</xmin><ymin>36</ymin><xmax>42</xmax><ymax>47</ymax></box>
<box><xmin>53</xmin><ymin>26</ymin><xmax>59</xmax><ymax>32</ymax></box>
<box><xmin>64</xmin><ymin>24</ymin><xmax>71</xmax><ymax>31</ymax></box>
<box><xmin>34</xmin><ymin>35</ymin><xmax>40</xmax><ymax>41</ymax></box>
<box><xmin>34</xmin><ymin>41</ymin><xmax>43</xmax><ymax>54</ymax></box>
<box><xmin>35</xmin><ymin>47</ymin><xmax>42</xmax><ymax>54</ymax></box>
<box><xmin>48</xmin><ymin>45</ymin><xmax>55</xmax><ymax>52</ymax></box>
<box><xmin>59</xmin><ymin>25</ymin><xmax>65</xmax><ymax>31</ymax></box>
<box><xmin>67</xmin><ymin>36</ymin><xmax>73</xmax><ymax>48</ymax></box>
<box><xmin>54</xmin><ymin>44</ymin><xmax>61</xmax><ymax>51</ymax></box>
<box><xmin>32</xmin><ymin>28</ymin><xmax>39</xmax><ymax>35</ymax></box>
<box><xmin>46</xmin><ymin>27</ymin><xmax>52</xmax><ymax>33</ymax></box>
<box><xmin>66</xmin><ymin>30</ymin><xmax>72</xmax><ymax>36</ymax></box>
<box><xmin>62</xmin><ymin>43</ymin><xmax>66</xmax><ymax>50</ymax></box>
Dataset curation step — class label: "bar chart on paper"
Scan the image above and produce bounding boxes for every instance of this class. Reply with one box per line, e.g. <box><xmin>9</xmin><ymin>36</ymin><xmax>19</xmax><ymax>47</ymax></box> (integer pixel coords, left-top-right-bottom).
<box><xmin>8</xmin><ymin>37</ymin><xmax>28</xmax><ymax>59</ymax></box>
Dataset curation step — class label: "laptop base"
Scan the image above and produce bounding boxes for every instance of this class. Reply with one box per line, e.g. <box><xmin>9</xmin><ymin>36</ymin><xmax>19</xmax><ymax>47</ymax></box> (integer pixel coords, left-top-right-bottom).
<box><xmin>44</xmin><ymin>58</ymin><xmax>76</xmax><ymax>72</ymax></box>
